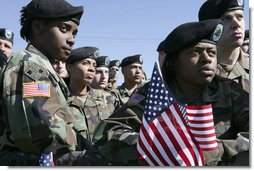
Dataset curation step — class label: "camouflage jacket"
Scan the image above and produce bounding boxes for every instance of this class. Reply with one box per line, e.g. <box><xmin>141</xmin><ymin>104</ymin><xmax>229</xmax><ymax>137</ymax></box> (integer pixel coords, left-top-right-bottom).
<box><xmin>111</xmin><ymin>83</ymin><xmax>136</xmax><ymax>106</ymax></box>
<box><xmin>216</xmin><ymin>49</ymin><xmax>249</xmax><ymax>93</ymax></box>
<box><xmin>0</xmin><ymin>44</ymin><xmax>77</xmax><ymax>155</ymax></box>
<box><xmin>93</xmin><ymin>76</ymin><xmax>249</xmax><ymax>166</ymax></box>
<box><xmin>68</xmin><ymin>88</ymin><xmax>117</xmax><ymax>142</ymax></box>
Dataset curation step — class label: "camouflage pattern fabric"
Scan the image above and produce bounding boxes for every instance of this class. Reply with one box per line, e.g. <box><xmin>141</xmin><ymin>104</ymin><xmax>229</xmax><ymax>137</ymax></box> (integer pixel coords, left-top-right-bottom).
<box><xmin>68</xmin><ymin>88</ymin><xmax>118</xmax><ymax>142</ymax></box>
<box><xmin>93</xmin><ymin>76</ymin><xmax>249</xmax><ymax>166</ymax></box>
<box><xmin>90</xmin><ymin>89</ymin><xmax>118</xmax><ymax>120</ymax></box>
<box><xmin>67</xmin><ymin>95</ymin><xmax>89</xmax><ymax>140</ymax></box>
<box><xmin>0</xmin><ymin>44</ymin><xmax>109</xmax><ymax>166</ymax></box>
<box><xmin>111</xmin><ymin>83</ymin><xmax>136</xmax><ymax>106</ymax></box>
<box><xmin>216</xmin><ymin>49</ymin><xmax>249</xmax><ymax>93</ymax></box>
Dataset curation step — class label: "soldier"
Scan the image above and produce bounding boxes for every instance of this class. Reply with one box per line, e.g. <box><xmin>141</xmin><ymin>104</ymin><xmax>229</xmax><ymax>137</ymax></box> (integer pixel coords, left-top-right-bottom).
<box><xmin>112</xmin><ymin>54</ymin><xmax>143</xmax><ymax>106</ymax></box>
<box><xmin>0</xmin><ymin>0</ymin><xmax>106</xmax><ymax>166</ymax></box>
<box><xmin>66</xmin><ymin>47</ymin><xmax>117</xmax><ymax>145</ymax></box>
<box><xmin>0</xmin><ymin>28</ymin><xmax>14</xmax><ymax>58</ymax></box>
<box><xmin>107</xmin><ymin>59</ymin><xmax>120</xmax><ymax>90</ymax></box>
<box><xmin>198</xmin><ymin>0</ymin><xmax>249</xmax><ymax>93</ymax></box>
<box><xmin>90</xmin><ymin>56</ymin><xmax>120</xmax><ymax>132</ymax></box>
<box><xmin>93</xmin><ymin>19</ymin><xmax>249</xmax><ymax>166</ymax></box>
<box><xmin>51</xmin><ymin>59</ymin><xmax>69</xmax><ymax>84</ymax></box>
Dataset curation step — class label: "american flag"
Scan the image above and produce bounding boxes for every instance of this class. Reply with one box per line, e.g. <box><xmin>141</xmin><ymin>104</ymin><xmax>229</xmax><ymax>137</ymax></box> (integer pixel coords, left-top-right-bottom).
<box><xmin>23</xmin><ymin>82</ymin><xmax>50</xmax><ymax>98</ymax></box>
<box><xmin>136</xmin><ymin>62</ymin><xmax>204</xmax><ymax>166</ymax></box>
<box><xmin>39</xmin><ymin>152</ymin><xmax>54</xmax><ymax>166</ymax></box>
<box><xmin>186</xmin><ymin>104</ymin><xmax>218</xmax><ymax>151</ymax></box>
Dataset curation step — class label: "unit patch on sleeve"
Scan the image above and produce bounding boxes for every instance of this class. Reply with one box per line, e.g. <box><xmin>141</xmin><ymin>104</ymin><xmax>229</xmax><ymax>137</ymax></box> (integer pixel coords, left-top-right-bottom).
<box><xmin>128</xmin><ymin>93</ymin><xmax>145</xmax><ymax>104</ymax></box>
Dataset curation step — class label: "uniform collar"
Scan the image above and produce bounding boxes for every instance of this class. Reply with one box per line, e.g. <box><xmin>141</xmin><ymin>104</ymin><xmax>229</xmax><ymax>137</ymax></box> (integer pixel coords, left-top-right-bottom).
<box><xmin>169</xmin><ymin>78</ymin><xmax>220</xmax><ymax>105</ymax></box>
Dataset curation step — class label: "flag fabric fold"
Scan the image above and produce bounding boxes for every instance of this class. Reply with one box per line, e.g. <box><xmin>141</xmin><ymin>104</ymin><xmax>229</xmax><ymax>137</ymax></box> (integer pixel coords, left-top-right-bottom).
<box><xmin>136</xmin><ymin>62</ymin><xmax>204</xmax><ymax>166</ymax></box>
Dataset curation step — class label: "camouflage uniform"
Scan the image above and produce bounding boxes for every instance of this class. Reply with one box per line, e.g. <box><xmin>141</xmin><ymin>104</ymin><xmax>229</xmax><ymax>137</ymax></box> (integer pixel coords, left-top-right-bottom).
<box><xmin>216</xmin><ymin>49</ymin><xmax>249</xmax><ymax>93</ymax></box>
<box><xmin>68</xmin><ymin>87</ymin><xmax>118</xmax><ymax>143</ymax></box>
<box><xmin>93</xmin><ymin>76</ymin><xmax>249</xmax><ymax>166</ymax></box>
<box><xmin>0</xmin><ymin>45</ymin><xmax>106</xmax><ymax>166</ymax></box>
<box><xmin>111</xmin><ymin>83</ymin><xmax>136</xmax><ymax>106</ymax></box>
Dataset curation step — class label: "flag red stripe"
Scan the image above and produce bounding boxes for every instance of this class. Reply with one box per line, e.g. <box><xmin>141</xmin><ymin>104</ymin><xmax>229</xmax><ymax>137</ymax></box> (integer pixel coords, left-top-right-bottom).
<box><xmin>188</xmin><ymin>119</ymin><xmax>214</xmax><ymax>124</ymax></box>
<box><xmin>141</xmin><ymin>124</ymin><xmax>170</xmax><ymax>165</ymax></box>
<box><xmin>186</xmin><ymin>104</ymin><xmax>212</xmax><ymax>110</ymax></box>
<box><xmin>191</xmin><ymin>132</ymin><xmax>216</xmax><ymax>137</ymax></box>
<box><xmin>189</xmin><ymin>126</ymin><xmax>216</xmax><ymax>131</ymax></box>
<box><xmin>137</xmin><ymin>133</ymin><xmax>157</xmax><ymax>165</ymax></box>
<box><xmin>187</xmin><ymin>112</ymin><xmax>213</xmax><ymax>117</ymax></box>
<box><xmin>198</xmin><ymin>140</ymin><xmax>217</xmax><ymax>145</ymax></box>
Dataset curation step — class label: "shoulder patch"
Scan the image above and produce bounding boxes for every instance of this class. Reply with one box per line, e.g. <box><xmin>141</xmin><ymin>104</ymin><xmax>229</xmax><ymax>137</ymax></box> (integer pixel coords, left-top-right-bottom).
<box><xmin>23</xmin><ymin>82</ymin><xmax>50</xmax><ymax>98</ymax></box>
<box><xmin>25</xmin><ymin>63</ymin><xmax>47</xmax><ymax>81</ymax></box>
<box><xmin>128</xmin><ymin>93</ymin><xmax>145</xmax><ymax>104</ymax></box>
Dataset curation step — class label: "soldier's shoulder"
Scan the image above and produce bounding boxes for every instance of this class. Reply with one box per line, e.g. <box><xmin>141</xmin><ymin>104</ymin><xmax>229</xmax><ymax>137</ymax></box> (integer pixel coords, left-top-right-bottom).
<box><xmin>6</xmin><ymin>50</ymin><xmax>41</xmax><ymax>69</ymax></box>
<box><xmin>136</xmin><ymin>80</ymin><xmax>150</xmax><ymax>95</ymax></box>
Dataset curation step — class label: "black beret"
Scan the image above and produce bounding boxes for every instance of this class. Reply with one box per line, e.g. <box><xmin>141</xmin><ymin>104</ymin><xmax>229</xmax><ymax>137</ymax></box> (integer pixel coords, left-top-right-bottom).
<box><xmin>120</xmin><ymin>54</ymin><xmax>143</xmax><ymax>67</ymax></box>
<box><xmin>24</xmin><ymin>0</ymin><xmax>84</xmax><ymax>25</ymax></box>
<box><xmin>244</xmin><ymin>30</ymin><xmax>249</xmax><ymax>39</ymax></box>
<box><xmin>0</xmin><ymin>28</ymin><xmax>14</xmax><ymax>44</ymax></box>
<box><xmin>164</xmin><ymin>19</ymin><xmax>224</xmax><ymax>55</ymax></box>
<box><xmin>96</xmin><ymin>56</ymin><xmax>110</xmax><ymax>68</ymax></box>
<box><xmin>199</xmin><ymin>0</ymin><xmax>244</xmax><ymax>21</ymax></box>
<box><xmin>109</xmin><ymin>60</ymin><xmax>120</xmax><ymax>68</ymax></box>
<box><xmin>157</xmin><ymin>40</ymin><xmax>165</xmax><ymax>52</ymax></box>
<box><xmin>66</xmin><ymin>46</ymin><xmax>100</xmax><ymax>64</ymax></box>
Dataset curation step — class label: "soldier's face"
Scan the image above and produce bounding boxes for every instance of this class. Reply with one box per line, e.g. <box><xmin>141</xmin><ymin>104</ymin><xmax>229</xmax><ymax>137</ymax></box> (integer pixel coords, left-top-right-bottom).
<box><xmin>34</xmin><ymin>19</ymin><xmax>78</xmax><ymax>61</ymax></box>
<box><xmin>109</xmin><ymin>66</ymin><xmax>119</xmax><ymax>81</ymax></box>
<box><xmin>122</xmin><ymin>63</ymin><xmax>142</xmax><ymax>84</ymax></box>
<box><xmin>91</xmin><ymin>67</ymin><xmax>109</xmax><ymax>89</ymax></box>
<box><xmin>0</xmin><ymin>39</ymin><xmax>13</xmax><ymax>58</ymax></box>
<box><xmin>67</xmin><ymin>58</ymin><xmax>96</xmax><ymax>86</ymax></box>
<box><xmin>51</xmin><ymin>59</ymin><xmax>69</xmax><ymax>78</ymax></box>
<box><xmin>218</xmin><ymin>10</ymin><xmax>245</xmax><ymax>48</ymax></box>
<box><xmin>174</xmin><ymin>42</ymin><xmax>217</xmax><ymax>87</ymax></box>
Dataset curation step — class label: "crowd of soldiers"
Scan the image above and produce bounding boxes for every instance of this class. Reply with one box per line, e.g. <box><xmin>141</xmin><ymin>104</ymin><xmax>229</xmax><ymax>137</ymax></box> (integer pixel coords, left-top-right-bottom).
<box><xmin>0</xmin><ymin>0</ymin><xmax>249</xmax><ymax>166</ymax></box>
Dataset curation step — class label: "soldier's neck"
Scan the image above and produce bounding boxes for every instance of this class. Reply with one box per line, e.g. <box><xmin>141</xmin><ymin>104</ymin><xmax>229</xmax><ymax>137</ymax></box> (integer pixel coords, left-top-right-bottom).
<box><xmin>217</xmin><ymin>47</ymin><xmax>240</xmax><ymax>66</ymax></box>
<box><xmin>69</xmin><ymin>81</ymin><xmax>89</xmax><ymax>96</ymax></box>
<box><xmin>123</xmin><ymin>81</ymin><xmax>137</xmax><ymax>92</ymax></box>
